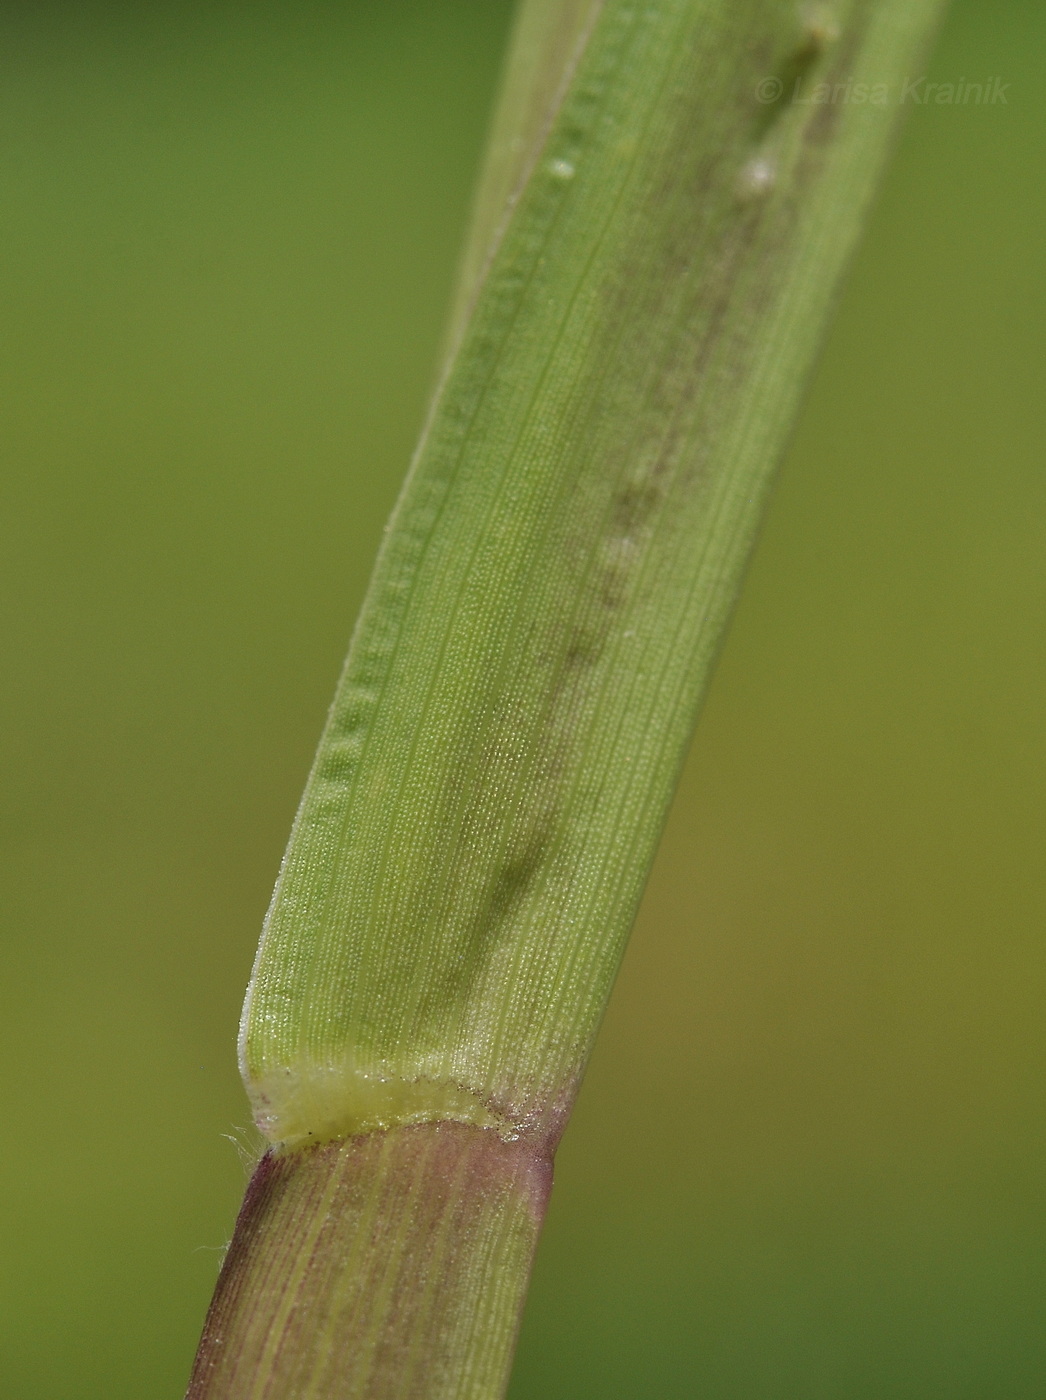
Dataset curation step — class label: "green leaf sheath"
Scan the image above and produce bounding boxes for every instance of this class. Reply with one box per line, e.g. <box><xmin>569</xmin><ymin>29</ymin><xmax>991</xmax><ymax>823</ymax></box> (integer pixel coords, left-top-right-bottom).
<box><xmin>240</xmin><ymin>0</ymin><xmax>946</xmax><ymax>1155</ymax></box>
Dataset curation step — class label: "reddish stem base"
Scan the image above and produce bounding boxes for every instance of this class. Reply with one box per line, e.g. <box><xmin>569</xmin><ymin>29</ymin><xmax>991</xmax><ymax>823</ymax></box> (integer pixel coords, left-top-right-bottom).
<box><xmin>186</xmin><ymin>1122</ymin><xmax>552</xmax><ymax>1400</ymax></box>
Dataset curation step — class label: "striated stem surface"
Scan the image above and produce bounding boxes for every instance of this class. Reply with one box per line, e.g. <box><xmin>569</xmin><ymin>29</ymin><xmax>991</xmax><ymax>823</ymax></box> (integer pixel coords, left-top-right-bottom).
<box><xmin>187</xmin><ymin>1124</ymin><xmax>551</xmax><ymax>1400</ymax></box>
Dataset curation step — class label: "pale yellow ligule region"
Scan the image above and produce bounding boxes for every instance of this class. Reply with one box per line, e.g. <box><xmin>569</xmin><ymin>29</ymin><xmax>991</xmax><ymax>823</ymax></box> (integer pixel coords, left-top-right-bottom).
<box><xmin>241</xmin><ymin>0</ymin><xmax>949</xmax><ymax>1152</ymax></box>
<box><xmin>249</xmin><ymin>1061</ymin><xmax>509</xmax><ymax>1153</ymax></box>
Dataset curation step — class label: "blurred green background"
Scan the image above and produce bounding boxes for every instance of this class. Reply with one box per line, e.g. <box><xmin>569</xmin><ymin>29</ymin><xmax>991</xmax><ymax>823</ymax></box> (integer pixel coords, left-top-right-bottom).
<box><xmin>1</xmin><ymin>1</ymin><xmax>1043</xmax><ymax>1395</ymax></box>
